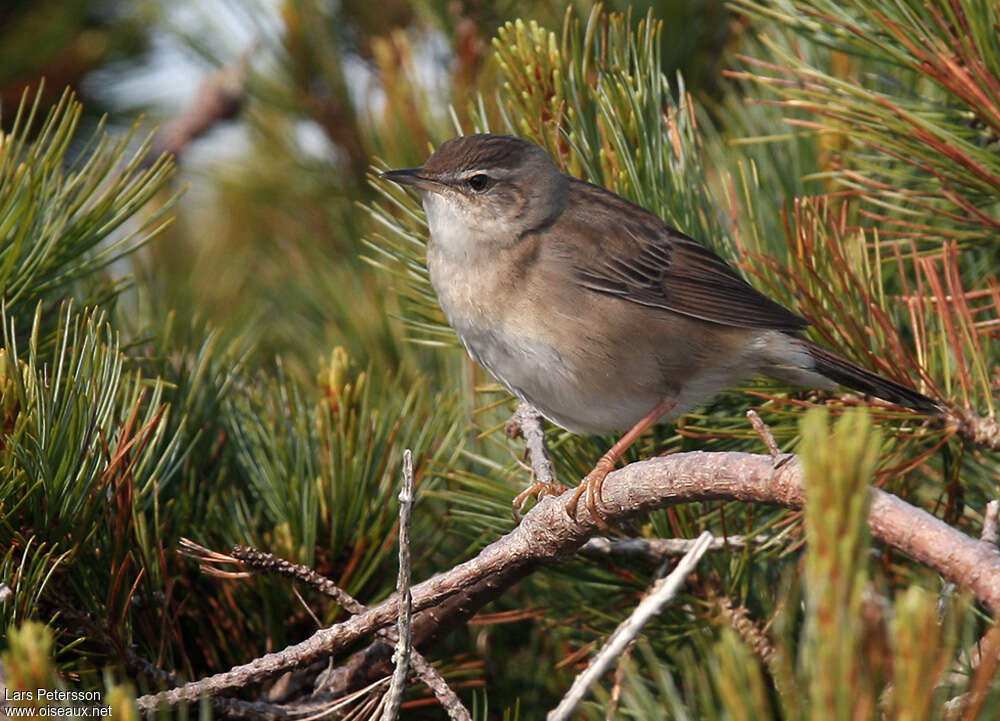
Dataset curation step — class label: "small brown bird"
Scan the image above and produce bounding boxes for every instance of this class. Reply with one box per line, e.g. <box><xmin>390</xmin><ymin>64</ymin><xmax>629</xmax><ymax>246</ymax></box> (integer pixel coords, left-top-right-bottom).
<box><xmin>382</xmin><ymin>134</ymin><xmax>942</xmax><ymax>521</ymax></box>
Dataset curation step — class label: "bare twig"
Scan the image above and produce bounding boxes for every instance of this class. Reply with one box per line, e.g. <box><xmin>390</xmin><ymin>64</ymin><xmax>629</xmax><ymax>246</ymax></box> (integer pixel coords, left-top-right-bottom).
<box><xmin>509</xmin><ymin>403</ymin><xmax>565</xmax><ymax>511</ymax></box>
<box><xmin>229</xmin><ymin>544</ymin><xmax>366</xmax><ymax>614</ymax></box>
<box><xmin>547</xmin><ymin>532</ymin><xmax>714</xmax><ymax>721</ymax></box>
<box><xmin>507</xmin><ymin>403</ymin><xmax>556</xmax><ymax>485</ymax></box>
<box><xmin>602</xmin><ymin>548</ymin><xmax>687</xmax><ymax>721</ymax></box>
<box><xmin>605</xmin><ymin>639</ymin><xmax>635</xmax><ymax>721</ymax></box>
<box><xmin>381</xmin><ymin>451</ymin><xmax>415</xmax><ymax>721</ymax></box>
<box><xmin>982</xmin><ymin>500</ymin><xmax>999</xmax><ymax>546</ymax></box>
<box><xmin>139</xmin><ymin>452</ymin><xmax>1000</xmax><ymax>712</ymax></box>
<box><xmin>747</xmin><ymin>409</ymin><xmax>781</xmax><ymax>459</ymax></box>
<box><xmin>124</xmin><ymin>645</ymin><xmax>182</xmax><ymax>688</ymax></box>
<box><xmin>599</xmin><ymin>551</ymin><xmax>674</xmax><ymax>718</ymax></box>
<box><xmin>190</xmin><ymin>540</ymin><xmax>471</xmax><ymax>718</ymax></box>
<box><xmin>409</xmin><ymin>655</ymin><xmax>472</xmax><ymax>721</ymax></box>
<box><xmin>581</xmin><ymin>534</ymin><xmax>771</xmax><ymax>561</ymax></box>
<box><xmin>747</xmin><ymin>409</ymin><xmax>794</xmax><ymax>467</ymax></box>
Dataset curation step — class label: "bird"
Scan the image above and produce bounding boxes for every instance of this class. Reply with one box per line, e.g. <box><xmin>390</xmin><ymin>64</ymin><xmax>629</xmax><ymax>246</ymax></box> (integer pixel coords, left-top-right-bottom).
<box><xmin>381</xmin><ymin>133</ymin><xmax>943</xmax><ymax>523</ymax></box>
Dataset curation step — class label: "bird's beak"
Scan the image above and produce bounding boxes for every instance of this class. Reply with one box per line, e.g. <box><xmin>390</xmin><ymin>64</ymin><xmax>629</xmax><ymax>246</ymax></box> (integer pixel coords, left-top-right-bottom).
<box><xmin>380</xmin><ymin>168</ymin><xmax>442</xmax><ymax>192</ymax></box>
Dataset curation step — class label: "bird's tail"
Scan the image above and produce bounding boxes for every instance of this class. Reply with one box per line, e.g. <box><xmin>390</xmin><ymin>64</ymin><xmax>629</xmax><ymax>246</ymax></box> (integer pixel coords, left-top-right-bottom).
<box><xmin>802</xmin><ymin>340</ymin><xmax>944</xmax><ymax>416</ymax></box>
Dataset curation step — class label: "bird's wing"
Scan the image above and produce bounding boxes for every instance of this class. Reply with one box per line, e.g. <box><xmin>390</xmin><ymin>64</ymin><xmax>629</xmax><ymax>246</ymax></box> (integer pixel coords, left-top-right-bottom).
<box><xmin>566</xmin><ymin>180</ymin><xmax>808</xmax><ymax>331</ymax></box>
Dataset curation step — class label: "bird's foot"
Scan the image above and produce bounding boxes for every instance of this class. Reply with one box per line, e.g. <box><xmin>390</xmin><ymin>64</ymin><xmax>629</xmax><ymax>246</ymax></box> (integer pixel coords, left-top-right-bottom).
<box><xmin>512</xmin><ymin>480</ymin><xmax>569</xmax><ymax>517</ymax></box>
<box><xmin>565</xmin><ymin>458</ymin><xmax>616</xmax><ymax>531</ymax></box>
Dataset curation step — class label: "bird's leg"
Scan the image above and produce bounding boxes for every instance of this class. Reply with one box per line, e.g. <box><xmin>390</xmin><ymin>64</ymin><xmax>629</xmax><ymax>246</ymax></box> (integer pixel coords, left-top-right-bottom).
<box><xmin>567</xmin><ymin>395</ymin><xmax>678</xmax><ymax>526</ymax></box>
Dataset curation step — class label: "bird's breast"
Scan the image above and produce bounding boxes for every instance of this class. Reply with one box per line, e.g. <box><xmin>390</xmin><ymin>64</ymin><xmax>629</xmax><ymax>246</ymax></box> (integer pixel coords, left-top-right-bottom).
<box><xmin>428</xmin><ymin>244</ymin><xmax>561</xmax><ymax>395</ymax></box>
<box><xmin>426</xmin><ymin>242</ymin><xmax>666</xmax><ymax>434</ymax></box>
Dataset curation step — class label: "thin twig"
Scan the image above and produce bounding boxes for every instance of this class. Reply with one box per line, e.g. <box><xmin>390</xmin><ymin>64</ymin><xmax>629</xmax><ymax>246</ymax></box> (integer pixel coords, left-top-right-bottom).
<box><xmin>580</xmin><ymin>534</ymin><xmax>771</xmax><ymax>560</ymax></box>
<box><xmin>602</xmin><ymin>552</ymin><xmax>681</xmax><ymax>720</ymax></box>
<box><xmin>139</xmin><ymin>452</ymin><xmax>1000</xmax><ymax>711</ymax></box>
<box><xmin>229</xmin><ymin>545</ymin><xmax>367</xmax><ymax>614</ymax></box>
<box><xmin>747</xmin><ymin>409</ymin><xmax>784</xmax><ymax>463</ymax></box>
<box><xmin>605</xmin><ymin>639</ymin><xmax>635</xmax><ymax>721</ymax></box>
<box><xmin>381</xmin><ymin>451</ymin><xmax>415</xmax><ymax>721</ymax></box>
<box><xmin>508</xmin><ymin>403</ymin><xmax>567</xmax><ymax>514</ymax></box>
<box><xmin>982</xmin><ymin>500</ymin><xmax>999</xmax><ymax>546</ymax></box>
<box><xmin>409</xmin><ymin>655</ymin><xmax>472</xmax><ymax>721</ymax></box>
<box><xmin>547</xmin><ymin>531</ymin><xmax>714</xmax><ymax>721</ymax></box>
<box><xmin>507</xmin><ymin>404</ymin><xmax>557</xmax><ymax>487</ymax></box>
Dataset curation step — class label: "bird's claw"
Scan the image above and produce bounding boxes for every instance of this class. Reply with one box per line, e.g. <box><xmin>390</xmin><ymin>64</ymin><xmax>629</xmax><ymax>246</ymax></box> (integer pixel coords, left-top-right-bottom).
<box><xmin>512</xmin><ymin>480</ymin><xmax>569</xmax><ymax>518</ymax></box>
<box><xmin>565</xmin><ymin>463</ymin><xmax>614</xmax><ymax>531</ymax></box>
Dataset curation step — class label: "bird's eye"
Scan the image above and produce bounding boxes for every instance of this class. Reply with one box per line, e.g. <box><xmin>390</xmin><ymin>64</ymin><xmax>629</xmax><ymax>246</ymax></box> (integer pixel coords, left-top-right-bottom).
<box><xmin>467</xmin><ymin>174</ymin><xmax>491</xmax><ymax>192</ymax></box>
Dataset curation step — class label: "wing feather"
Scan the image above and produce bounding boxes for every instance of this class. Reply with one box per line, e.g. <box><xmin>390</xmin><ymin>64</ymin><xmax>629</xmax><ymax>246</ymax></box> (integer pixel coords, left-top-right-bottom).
<box><xmin>565</xmin><ymin>179</ymin><xmax>808</xmax><ymax>331</ymax></box>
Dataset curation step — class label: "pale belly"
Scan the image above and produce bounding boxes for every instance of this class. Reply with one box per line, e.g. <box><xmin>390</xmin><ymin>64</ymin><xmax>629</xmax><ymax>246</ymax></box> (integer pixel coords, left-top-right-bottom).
<box><xmin>451</xmin><ymin>319</ymin><xmax>658</xmax><ymax>434</ymax></box>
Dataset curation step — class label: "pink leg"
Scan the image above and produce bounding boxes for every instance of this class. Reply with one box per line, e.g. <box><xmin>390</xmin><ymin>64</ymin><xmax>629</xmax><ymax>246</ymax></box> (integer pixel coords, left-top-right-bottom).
<box><xmin>566</xmin><ymin>395</ymin><xmax>678</xmax><ymax>527</ymax></box>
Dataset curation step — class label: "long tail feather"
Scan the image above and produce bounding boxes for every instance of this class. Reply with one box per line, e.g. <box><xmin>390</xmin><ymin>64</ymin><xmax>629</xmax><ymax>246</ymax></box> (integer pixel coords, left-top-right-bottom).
<box><xmin>803</xmin><ymin>340</ymin><xmax>944</xmax><ymax>415</ymax></box>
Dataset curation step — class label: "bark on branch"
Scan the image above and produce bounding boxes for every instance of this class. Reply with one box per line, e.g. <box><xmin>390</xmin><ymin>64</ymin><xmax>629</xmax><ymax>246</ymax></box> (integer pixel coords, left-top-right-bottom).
<box><xmin>138</xmin><ymin>450</ymin><xmax>1000</xmax><ymax>713</ymax></box>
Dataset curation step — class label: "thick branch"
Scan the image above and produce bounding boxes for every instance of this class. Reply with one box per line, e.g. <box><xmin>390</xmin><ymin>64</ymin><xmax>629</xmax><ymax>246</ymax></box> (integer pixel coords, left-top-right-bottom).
<box><xmin>138</xmin><ymin>451</ymin><xmax>1000</xmax><ymax>712</ymax></box>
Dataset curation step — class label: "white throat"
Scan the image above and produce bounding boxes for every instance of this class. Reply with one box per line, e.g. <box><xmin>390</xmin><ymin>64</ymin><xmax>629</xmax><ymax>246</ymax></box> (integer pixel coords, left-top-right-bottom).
<box><xmin>422</xmin><ymin>191</ymin><xmax>495</xmax><ymax>264</ymax></box>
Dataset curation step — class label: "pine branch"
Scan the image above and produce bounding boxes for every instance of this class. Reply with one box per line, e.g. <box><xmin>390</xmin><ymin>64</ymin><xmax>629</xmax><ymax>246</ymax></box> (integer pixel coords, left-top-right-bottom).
<box><xmin>0</xmin><ymin>85</ymin><xmax>177</xmax><ymax>320</ymax></box>
<box><xmin>137</xmin><ymin>448</ymin><xmax>1000</xmax><ymax>712</ymax></box>
<box><xmin>730</xmin><ymin>0</ymin><xmax>1000</xmax><ymax>242</ymax></box>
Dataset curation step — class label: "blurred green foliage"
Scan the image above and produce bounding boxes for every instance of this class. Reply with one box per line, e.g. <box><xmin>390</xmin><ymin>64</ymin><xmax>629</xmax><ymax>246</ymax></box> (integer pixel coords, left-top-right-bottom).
<box><xmin>1</xmin><ymin>0</ymin><xmax>999</xmax><ymax>719</ymax></box>
<box><xmin>0</xmin><ymin>0</ymin><xmax>157</xmax><ymax>135</ymax></box>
